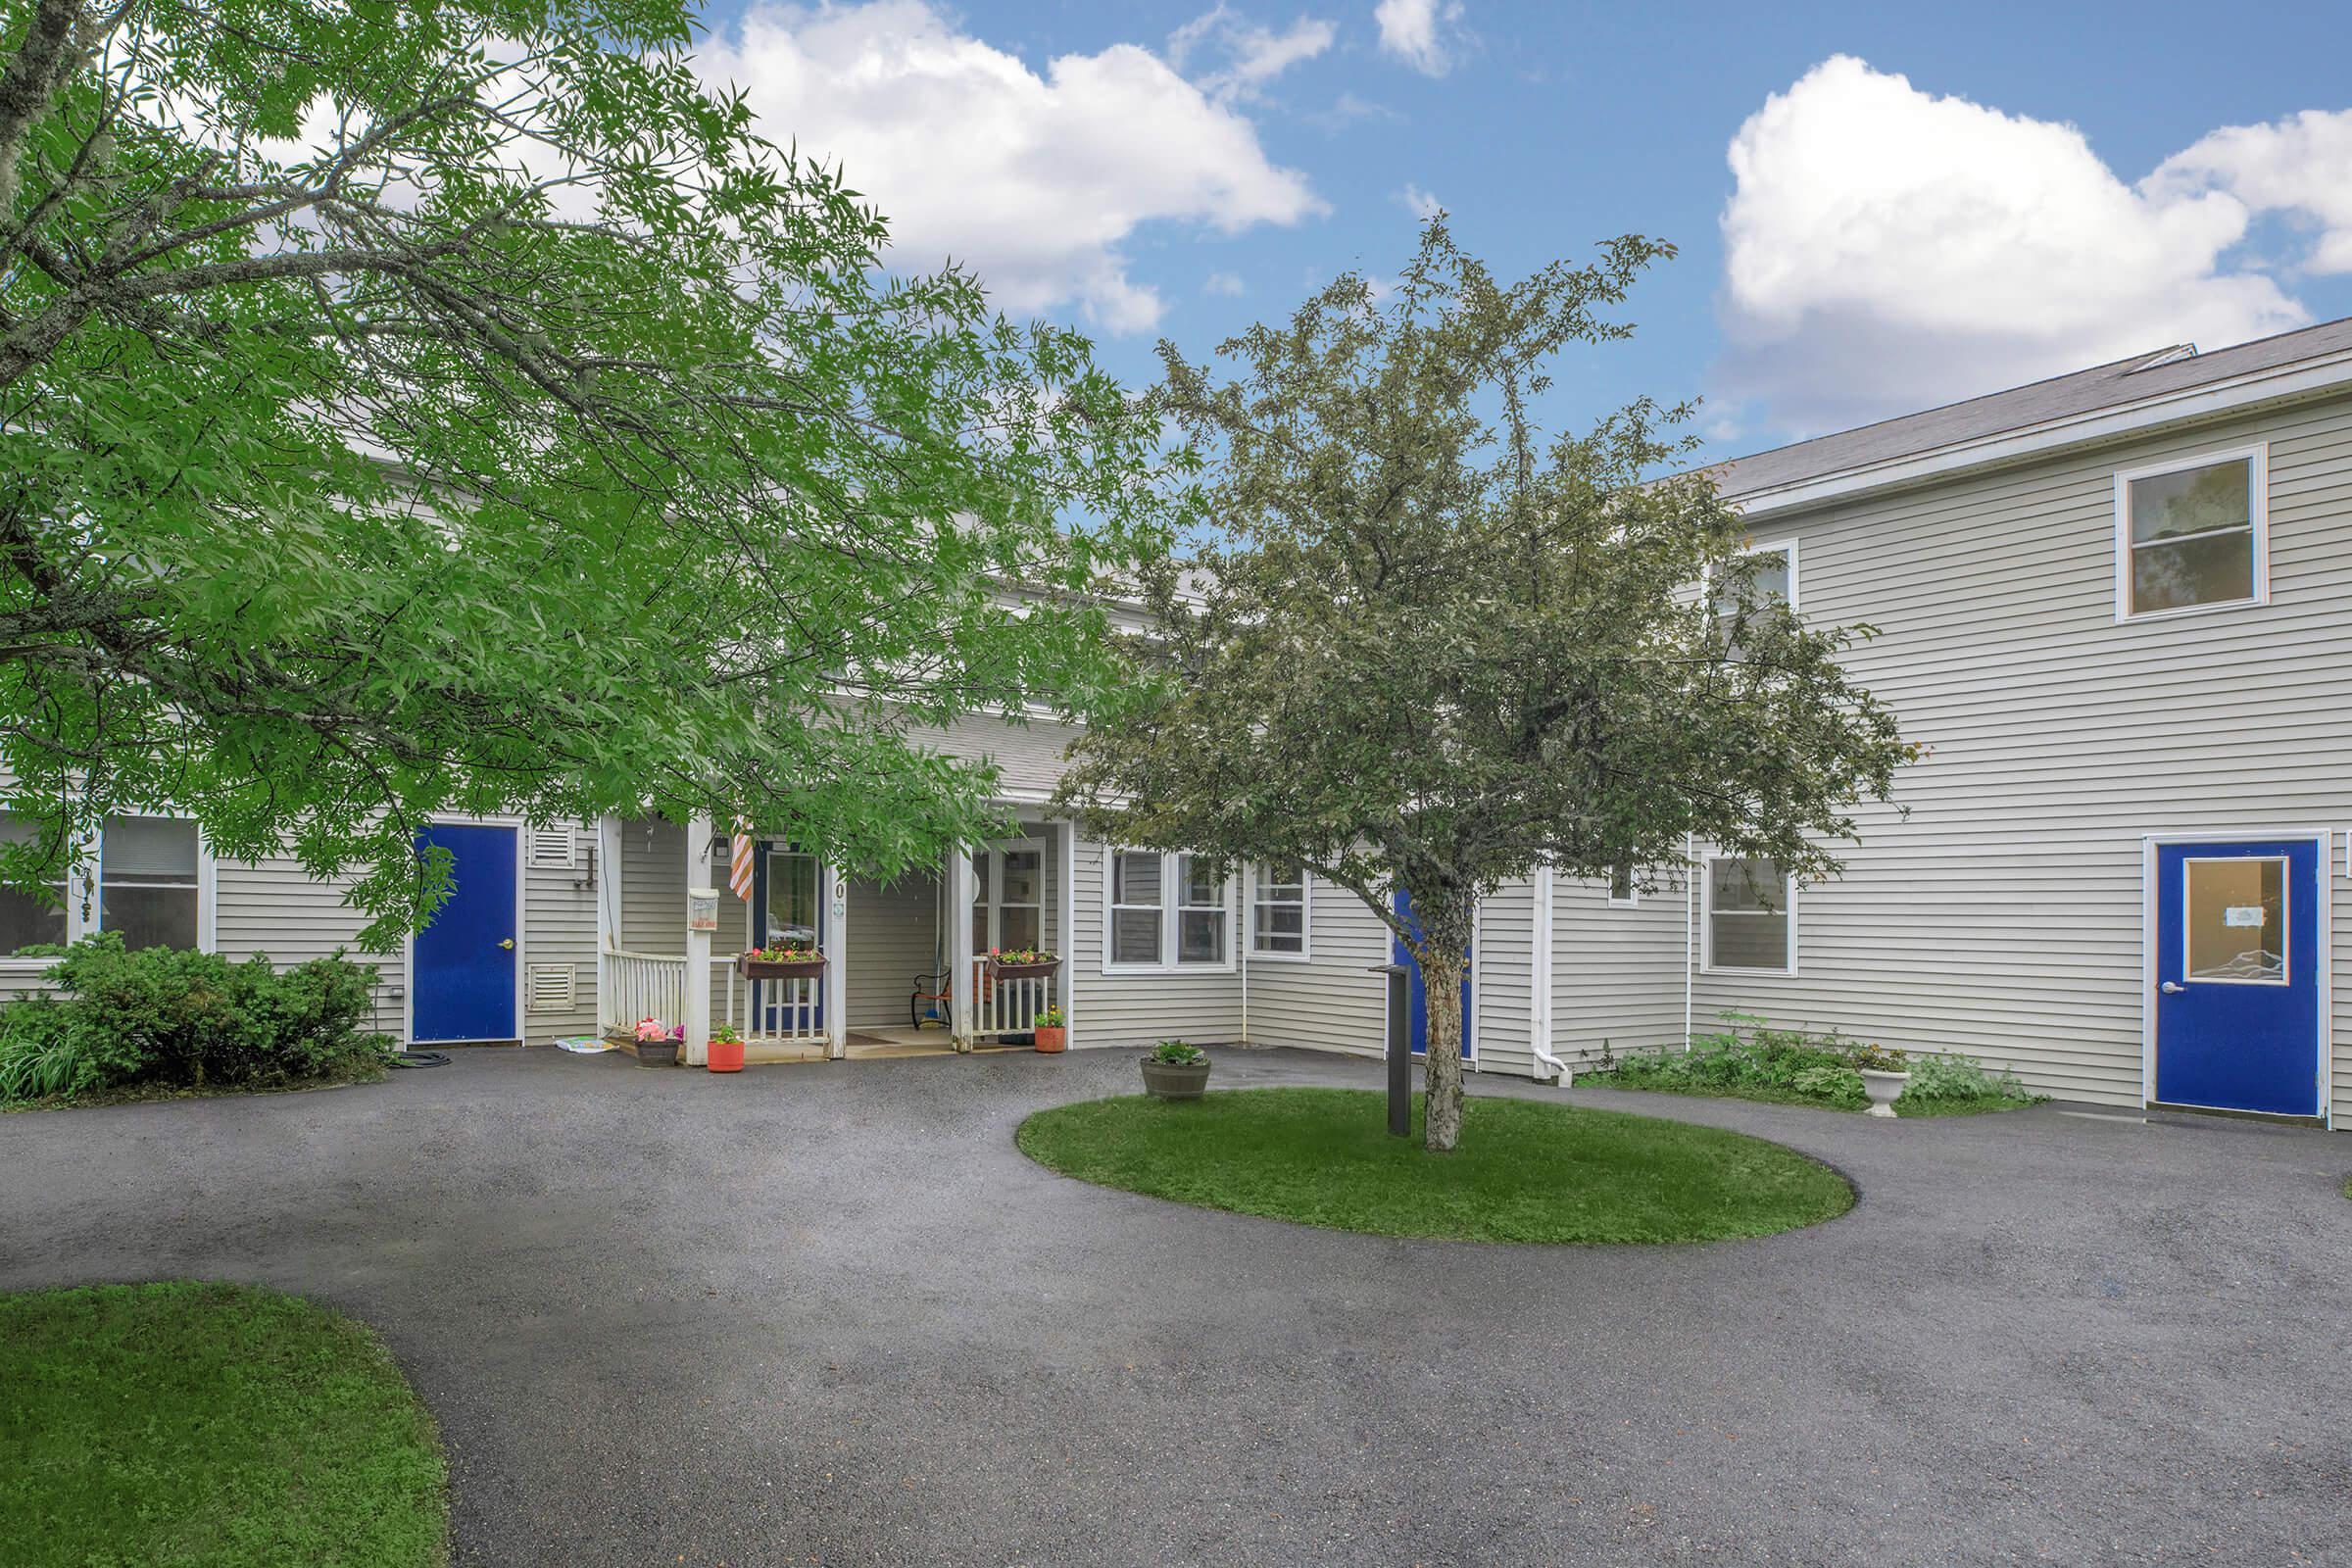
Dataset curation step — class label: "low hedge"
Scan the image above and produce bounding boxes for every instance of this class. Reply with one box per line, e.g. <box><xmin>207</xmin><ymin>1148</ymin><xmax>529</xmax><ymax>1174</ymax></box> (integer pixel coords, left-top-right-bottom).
<box><xmin>1586</xmin><ymin>1011</ymin><xmax>2038</xmax><ymax>1116</ymax></box>
<box><xmin>0</xmin><ymin>934</ymin><xmax>392</xmax><ymax>1105</ymax></box>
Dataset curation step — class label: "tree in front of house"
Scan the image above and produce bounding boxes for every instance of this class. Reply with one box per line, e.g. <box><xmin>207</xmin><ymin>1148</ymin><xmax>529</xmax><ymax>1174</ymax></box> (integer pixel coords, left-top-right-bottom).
<box><xmin>1055</xmin><ymin>220</ymin><xmax>1913</xmax><ymax>1152</ymax></box>
<box><xmin>0</xmin><ymin>0</ymin><xmax>1165</xmax><ymax>942</ymax></box>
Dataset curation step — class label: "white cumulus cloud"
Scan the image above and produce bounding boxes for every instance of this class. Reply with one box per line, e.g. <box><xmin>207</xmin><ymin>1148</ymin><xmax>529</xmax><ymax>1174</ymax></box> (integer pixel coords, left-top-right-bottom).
<box><xmin>2149</xmin><ymin>108</ymin><xmax>2352</xmax><ymax>275</ymax></box>
<box><xmin>696</xmin><ymin>1</ymin><xmax>1326</xmax><ymax>335</ymax></box>
<box><xmin>1373</xmin><ymin>0</ymin><xmax>1463</xmax><ymax>76</ymax></box>
<box><xmin>1716</xmin><ymin>56</ymin><xmax>2328</xmax><ymax>437</ymax></box>
<box><xmin>1396</xmin><ymin>182</ymin><xmax>1442</xmax><ymax>220</ymax></box>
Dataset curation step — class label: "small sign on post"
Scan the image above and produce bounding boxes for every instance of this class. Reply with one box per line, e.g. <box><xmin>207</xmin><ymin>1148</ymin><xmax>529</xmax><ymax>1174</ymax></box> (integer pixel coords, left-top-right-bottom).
<box><xmin>687</xmin><ymin>886</ymin><xmax>720</xmax><ymax>934</ymax></box>
<box><xmin>1370</xmin><ymin>961</ymin><xmax>1412</xmax><ymax>1138</ymax></box>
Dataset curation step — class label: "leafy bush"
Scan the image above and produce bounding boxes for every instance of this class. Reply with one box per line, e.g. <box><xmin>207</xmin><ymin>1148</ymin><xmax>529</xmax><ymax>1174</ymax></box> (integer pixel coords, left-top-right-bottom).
<box><xmin>1898</xmin><ymin>1050</ymin><xmax>2030</xmax><ymax>1104</ymax></box>
<box><xmin>1149</xmin><ymin>1040</ymin><xmax>1206</xmax><ymax>1065</ymax></box>
<box><xmin>1587</xmin><ymin>1012</ymin><xmax>2037</xmax><ymax>1115</ymax></box>
<box><xmin>0</xmin><ymin>935</ymin><xmax>391</xmax><ymax>1104</ymax></box>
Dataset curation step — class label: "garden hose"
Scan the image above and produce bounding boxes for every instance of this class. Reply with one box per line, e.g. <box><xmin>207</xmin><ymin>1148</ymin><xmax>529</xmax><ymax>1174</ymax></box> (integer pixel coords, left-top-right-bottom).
<box><xmin>389</xmin><ymin>1051</ymin><xmax>451</xmax><ymax>1069</ymax></box>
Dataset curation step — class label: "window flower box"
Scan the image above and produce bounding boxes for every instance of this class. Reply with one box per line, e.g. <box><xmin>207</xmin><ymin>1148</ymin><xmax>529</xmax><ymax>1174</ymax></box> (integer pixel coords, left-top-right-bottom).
<box><xmin>985</xmin><ymin>949</ymin><xmax>1060</xmax><ymax>982</ymax></box>
<box><xmin>739</xmin><ymin>946</ymin><xmax>826</xmax><ymax>981</ymax></box>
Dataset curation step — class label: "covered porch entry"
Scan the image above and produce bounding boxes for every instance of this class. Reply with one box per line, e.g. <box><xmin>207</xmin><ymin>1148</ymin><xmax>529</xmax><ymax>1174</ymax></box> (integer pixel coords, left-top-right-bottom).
<box><xmin>595</xmin><ymin>812</ymin><xmax>1072</xmax><ymax>1064</ymax></box>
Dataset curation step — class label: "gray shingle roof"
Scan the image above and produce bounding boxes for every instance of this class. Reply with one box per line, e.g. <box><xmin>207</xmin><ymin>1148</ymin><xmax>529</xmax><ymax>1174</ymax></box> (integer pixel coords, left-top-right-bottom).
<box><xmin>1708</xmin><ymin>316</ymin><xmax>2352</xmax><ymax>500</ymax></box>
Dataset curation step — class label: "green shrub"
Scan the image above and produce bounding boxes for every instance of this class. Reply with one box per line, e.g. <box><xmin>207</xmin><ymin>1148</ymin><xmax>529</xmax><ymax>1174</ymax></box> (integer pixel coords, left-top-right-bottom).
<box><xmin>1898</xmin><ymin>1050</ymin><xmax>2029</xmax><ymax>1104</ymax></box>
<box><xmin>1791</xmin><ymin>1063</ymin><xmax>1864</xmax><ymax>1102</ymax></box>
<box><xmin>0</xmin><ymin>935</ymin><xmax>390</xmax><ymax>1104</ymax></box>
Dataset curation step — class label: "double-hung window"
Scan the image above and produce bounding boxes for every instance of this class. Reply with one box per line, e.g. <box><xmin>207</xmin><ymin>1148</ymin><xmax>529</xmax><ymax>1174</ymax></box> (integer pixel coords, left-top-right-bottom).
<box><xmin>1714</xmin><ymin>540</ymin><xmax>1796</xmax><ymax>658</ymax></box>
<box><xmin>0</xmin><ymin>811</ymin><xmax>206</xmax><ymax>958</ymax></box>
<box><xmin>1109</xmin><ymin>850</ymin><xmax>1164</xmax><ymax>966</ymax></box>
<box><xmin>1251</xmin><ymin>863</ymin><xmax>1308</xmax><ymax>956</ymax></box>
<box><xmin>1105</xmin><ymin>849</ymin><xmax>1233</xmax><ymax>969</ymax></box>
<box><xmin>0</xmin><ymin>814</ymin><xmax>69</xmax><ymax>954</ymax></box>
<box><xmin>98</xmin><ymin>816</ymin><xmax>203</xmax><ymax>950</ymax></box>
<box><xmin>2115</xmin><ymin>447</ymin><xmax>2267</xmax><ymax>619</ymax></box>
<box><xmin>1703</xmin><ymin>856</ymin><xmax>1793</xmax><ymax>974</ymax></box>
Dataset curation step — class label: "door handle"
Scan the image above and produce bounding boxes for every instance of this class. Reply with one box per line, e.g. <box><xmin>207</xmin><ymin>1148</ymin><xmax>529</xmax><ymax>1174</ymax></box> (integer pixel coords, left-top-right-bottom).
<box><xmin>2159</xmin><ymin>980</ymin><xmax>2183</xmax><ymax>995</ymax></box>
<box><xmin>499</xmin><ymin>938</ymin><xmax>515</xmax><ymax>951</ymax></box>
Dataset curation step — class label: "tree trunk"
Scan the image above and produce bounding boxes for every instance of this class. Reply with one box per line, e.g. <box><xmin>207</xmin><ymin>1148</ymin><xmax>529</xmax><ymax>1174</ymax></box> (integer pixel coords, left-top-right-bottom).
<box><xmin>1414</xmin><ymin>907</ymin><xmax>1473</xmax><ymax>1154</ymax></box>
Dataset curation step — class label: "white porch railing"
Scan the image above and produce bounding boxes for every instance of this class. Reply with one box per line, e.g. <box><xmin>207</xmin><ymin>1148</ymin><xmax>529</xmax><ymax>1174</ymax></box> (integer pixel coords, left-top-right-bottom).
<box><xmin>967</xmin><ymin>956</ymin><xmax>1055</xmax><ymax>1041</ymax></box>
<box><xmin>724</xmin><ymin>958</ymin><xmax>826</xmax><ymax>1046</ymax></box>
<box><xmin>601</xmin><ymin>950</ymin><xmax>689</xmax><ymax>1036</ymax></box>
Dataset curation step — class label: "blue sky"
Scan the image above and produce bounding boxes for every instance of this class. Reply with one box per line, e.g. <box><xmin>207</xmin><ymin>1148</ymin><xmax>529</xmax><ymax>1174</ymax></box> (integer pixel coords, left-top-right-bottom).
<box><xmin>690</xmin><ymin>0</ymin><xmax>2352</xmax><ymax>457</ymax></box>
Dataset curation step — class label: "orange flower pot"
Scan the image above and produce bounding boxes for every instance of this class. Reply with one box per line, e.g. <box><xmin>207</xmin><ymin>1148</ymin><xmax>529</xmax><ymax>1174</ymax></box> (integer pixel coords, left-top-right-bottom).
<box><xmin>707</xmin><ymin>1036</ymin><xmax>745</xmax><ymax>1073</ymax></box>
<box><xmin>1033</xmin><ymin>1025</ymin><xmax>1066</xmax><ymax>1054</ymax></box>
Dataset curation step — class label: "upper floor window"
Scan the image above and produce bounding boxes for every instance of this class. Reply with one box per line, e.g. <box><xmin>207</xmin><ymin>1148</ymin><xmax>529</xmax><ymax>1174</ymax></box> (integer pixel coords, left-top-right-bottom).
<box><xmin>1251</xmin><ymin>862</ymin><xmax>1308</xmax><ymax>956</ymax></box>
<box><xmin>1702</xmin><ymin>856</ymin><xmax>1794</xmax><ymax>975</ymax></box>
<box><xmin>1715</xmin><ymin>540</ymin><xmax>1796</xmax><ymax>657</ymax></box>
<box><xmin>1607</xmin><ymin>862</ymin><xmax>1639</xmax><ymax>907</ymax></box>
<box><xmin>2115</xmin><ymin>447</ymin><xmax>2267</xmax><ymax>620</ymax></box>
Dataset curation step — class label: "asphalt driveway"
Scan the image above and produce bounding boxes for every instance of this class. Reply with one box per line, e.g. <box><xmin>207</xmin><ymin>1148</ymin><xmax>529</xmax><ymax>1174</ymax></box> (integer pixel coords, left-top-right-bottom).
<box><xmin>3</xmin><ymin>1046</ymin><xmax>2347</xmax><ymax>1565</ymax></box>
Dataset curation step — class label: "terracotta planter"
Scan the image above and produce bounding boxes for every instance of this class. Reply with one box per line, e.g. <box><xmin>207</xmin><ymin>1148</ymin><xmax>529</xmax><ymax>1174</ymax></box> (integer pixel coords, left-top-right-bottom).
<box><xmin>987</xmin><ymin>956</ymin><xmax>1061</xmax><ymax>982</ymax></box>
<box><xmin>636</xmin><ymin>1039</ymin><xmax>678</xmax><ymax>1068</ymax></box>
<box><xmin>1140</xmin><ymin>1057</ymin><xmax>1210</xmax><ymax>1101</ymax></box>
<box><xmin>707</xmin><ymin>1036</ymin><xmax>746</xmax><ymax>1073</ymax></box>
<box><xmin>1858</xmin><ymin>1068</ymin><xmax>1908</xmax><ymax>1119</ymax></box>
<box><xmin>739</xmin><ymin>953</ymin><xmax>826</xmax><ymax>981</ymax></box>
<box><xmin>1033</xmin><ymin>1025</ymin><xmax>1067</xmax><ymax>1054</ymax></box>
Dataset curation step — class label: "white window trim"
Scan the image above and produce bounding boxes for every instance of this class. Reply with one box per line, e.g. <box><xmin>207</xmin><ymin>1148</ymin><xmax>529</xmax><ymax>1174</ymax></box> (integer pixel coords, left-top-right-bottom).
<box><xmin>1100</xmin><ymin>847</ymin><xmax>1239</xmax><ymax>974</ymax></box>
<box><xmin>1247</xmin><ymin>860</ymin><xmax>1312</xmax><ymax>962</ymax></box>
<box><xmin>1606</xmin><ymin>864</ymin><xmax>1640</xmax><ymax>908</ymax></box>
<box><xmin>1698</xmin><ymin>855</ymin><xmax>1796</xmax><ymax>976</ymax></box>
<box><xmin>0</xmin><ymin>812</ymin><xmax>216</xmax><ymax>976</ymax></box>
<box><xmin>2112</xmin><ymin>442</ymin><xmax>2269</xmax><ymax>623</ymax></box>
<box><xmin>1738</xmin><ymin>536</ymin><xmax>1799</xmax><ymax>610</ymax></box>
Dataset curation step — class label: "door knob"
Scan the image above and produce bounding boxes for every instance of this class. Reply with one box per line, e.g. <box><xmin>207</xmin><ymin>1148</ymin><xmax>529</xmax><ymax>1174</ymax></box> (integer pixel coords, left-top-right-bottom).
<box><xmin>499</xmin><ymin>938</ymin><xmax>515</xmax><ymax>951</ymax></box>
<box><xmin>2159</xmin><ymin>980</ymin><xmax>2183</xmax><ymax>995</ymax></box>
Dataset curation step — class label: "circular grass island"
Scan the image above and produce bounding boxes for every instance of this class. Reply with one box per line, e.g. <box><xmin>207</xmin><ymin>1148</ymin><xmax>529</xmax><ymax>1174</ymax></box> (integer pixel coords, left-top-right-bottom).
<box><xmin>1016</xmin><ymin>1087</ymin><xmax>1853</xmax><ymax>1244</ymax></box>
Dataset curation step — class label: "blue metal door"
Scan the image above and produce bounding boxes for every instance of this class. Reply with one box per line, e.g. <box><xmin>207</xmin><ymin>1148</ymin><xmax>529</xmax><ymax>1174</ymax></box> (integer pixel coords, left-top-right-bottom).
<box><xmin>2153</xmin><ymin>838</ymin><xmax>2320</xmax><ymax>1115</ymax></box>
<box><xmin>412</xmin><ymin>823</ymin><xmax>518</xmax><ymax>1043</ymax></box>
<box><xmin>1394</xmin><ymin>889</ymin><xmax>1472</xmax><ymax>1059</ymax></box>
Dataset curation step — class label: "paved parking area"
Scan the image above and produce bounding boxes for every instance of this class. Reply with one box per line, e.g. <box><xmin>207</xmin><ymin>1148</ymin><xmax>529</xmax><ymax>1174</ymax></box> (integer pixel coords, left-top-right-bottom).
<box><xmin>3</xmin><ymin>1045</ymin><xmax>2347</xmax><ymax>1565</ymax></box>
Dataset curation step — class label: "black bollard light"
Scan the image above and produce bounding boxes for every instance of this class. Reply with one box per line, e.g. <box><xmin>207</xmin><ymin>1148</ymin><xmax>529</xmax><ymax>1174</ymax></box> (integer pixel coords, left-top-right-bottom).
<box><xmin>1369</xmin><ymin>961</ymin><xmax>1412</xmax><ymax>1137</ymax></box>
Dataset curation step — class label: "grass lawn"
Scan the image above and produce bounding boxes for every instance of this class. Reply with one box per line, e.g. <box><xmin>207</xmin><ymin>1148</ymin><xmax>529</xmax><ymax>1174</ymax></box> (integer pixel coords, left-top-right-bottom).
<box><xmin>0</xmin><ymin>1281</ymin><xmax>447</xmax><ymax>1568</ymax></box>
<box><xmin>1016</xmin><ymin>1087</ymin><xmax>1853</xmax><ymax>1243</ymax></box>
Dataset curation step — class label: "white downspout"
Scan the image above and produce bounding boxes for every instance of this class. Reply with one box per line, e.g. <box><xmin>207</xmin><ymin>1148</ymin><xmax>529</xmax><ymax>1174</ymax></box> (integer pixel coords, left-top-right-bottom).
<box><xmin>1239</xmin><ymin>863</ymin><xmax>1250</xmax><ymax>1047</ymax></box>
<box><xmin>1683</xmin><ymin>832</ymin><xmax>1695</xmax><ymax>1049</ymax></box>
<box><xmin>1530</xmin><ymin>867</ymin><xmax>1571</xmax><ymax>1086</ymax></box>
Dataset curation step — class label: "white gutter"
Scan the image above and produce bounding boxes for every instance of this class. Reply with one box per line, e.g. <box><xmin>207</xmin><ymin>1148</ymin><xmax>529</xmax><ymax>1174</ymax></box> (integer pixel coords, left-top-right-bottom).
<box><xmin>1529</xmin><ymin>867</ymin><xmax>1571</xmax><ymax>1086</ymax></box>
<box><xmin>1725</xmin><ymin>349</ymin><xmax>2352</xmax><ymax>519</ymax></box>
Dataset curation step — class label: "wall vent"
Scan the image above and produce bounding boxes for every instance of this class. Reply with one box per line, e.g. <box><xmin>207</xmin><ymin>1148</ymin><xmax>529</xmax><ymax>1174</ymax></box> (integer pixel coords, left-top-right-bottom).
<box><xmin>528</xmin><ymin>826</ymin><xmax>577</xmax><ymax>869</ymax></box>
<box><xmin>526</xmin><ymin>963</ymin><xmax>574</xmax><ymax>1013</ymax></box>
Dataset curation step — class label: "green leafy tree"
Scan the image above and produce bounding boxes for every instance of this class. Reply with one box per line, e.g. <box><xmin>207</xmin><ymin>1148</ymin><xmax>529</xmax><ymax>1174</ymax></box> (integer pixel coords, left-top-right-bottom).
<box><xmin>0</xmin><ymin>0</ymin><xmax>1163</xmax><ymax>940</ymax></box>
<box><xmin>1056</xmin><ymin>221</ymin><xmax>1912</xmax><ymax>1152</ymax></box>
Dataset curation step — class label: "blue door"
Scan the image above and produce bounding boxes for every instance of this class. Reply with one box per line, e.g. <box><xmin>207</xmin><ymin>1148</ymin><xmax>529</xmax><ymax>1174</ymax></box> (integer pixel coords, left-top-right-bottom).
<box><xmin>2153</xmin><ymin>838</ymin><xmax>2321</xmax><ymax>1116</ymax></box>
<box><xmin>1394</xmin><ymin>889</ymin><xmax>1472</xmax><ymax>1060</ymax></box>
<box><xmin>412</xmin><ymin>824</ymin><xmax>518</xmax><ymax>1043</ymax></box>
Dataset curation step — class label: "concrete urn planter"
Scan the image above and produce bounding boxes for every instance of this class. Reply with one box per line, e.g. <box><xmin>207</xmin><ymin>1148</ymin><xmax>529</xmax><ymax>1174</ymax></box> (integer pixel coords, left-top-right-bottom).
<box><xmin>1140</xmin><ymin>1057</ymin><xmax>1211</xmax><ymax>1101</ymax></box>
<box><xmin>1858</xmin><ymin>1068</ymin><xmax>1909</xmax><ymax>1119</ymax></box>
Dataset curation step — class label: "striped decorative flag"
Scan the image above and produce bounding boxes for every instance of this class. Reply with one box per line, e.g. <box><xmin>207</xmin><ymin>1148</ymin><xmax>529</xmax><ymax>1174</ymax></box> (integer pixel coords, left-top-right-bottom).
<box><xmin>727</xmin><ymin>831</ymin><xmax>755</xmax><ymax>902</ymax></box>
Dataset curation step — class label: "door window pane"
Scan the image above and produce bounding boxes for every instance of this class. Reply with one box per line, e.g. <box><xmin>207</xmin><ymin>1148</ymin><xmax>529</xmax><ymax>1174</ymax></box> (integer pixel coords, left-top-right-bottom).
<box><xmin>99</xmin><ymin>816</ymin><xmax>198</xmax><ymax>951</ymax></box>
<box><xmin>2184</xmin><ymin>858</ymin><xmax>2285</xmax><ymax>983</ymax></box>
<box><xmin>2127</xmin><ymin>458</ymin><xmax>2256</xmax><ymax>614</ymax></box>
<box><xmin>999</xmin><ymin>850</ymin><xmax>1042</xmax><ymax>907</ymax></box>
<box><xmin>764</xmin><ymin>852</ymin><xmax>818</xmax><ymax>946</ymax></box>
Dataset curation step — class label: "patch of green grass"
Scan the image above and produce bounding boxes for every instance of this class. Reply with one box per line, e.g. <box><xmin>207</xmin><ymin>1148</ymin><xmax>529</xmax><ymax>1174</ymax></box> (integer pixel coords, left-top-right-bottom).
<box><xmin>0</xmin><ymin>1281</ymin><xmax>448</xmax><ymax>1568</ymax></box>
<box><xmin>1015</xmin><ymin>1087</ymin><xmax>1852</xmax><ymax>1244</ymax></box>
